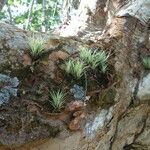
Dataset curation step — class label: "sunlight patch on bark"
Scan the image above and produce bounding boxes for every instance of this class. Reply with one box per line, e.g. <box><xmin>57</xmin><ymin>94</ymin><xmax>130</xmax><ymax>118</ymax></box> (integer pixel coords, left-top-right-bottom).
<box><xmin>117</xmin><ymin>0</ymin><xmax>150</xmax><ymax>24</ymax></box>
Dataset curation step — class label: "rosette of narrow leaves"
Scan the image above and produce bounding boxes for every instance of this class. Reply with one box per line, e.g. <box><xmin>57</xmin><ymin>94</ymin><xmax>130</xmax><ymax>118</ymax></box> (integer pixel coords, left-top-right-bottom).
<box><xmin>28</xmin><ymin>37</ymin><xmax>45</xmax><ymax>57</ymax></box>
<box><xmin>96</xmin><ymin>51</ymin><xmax>109</xmax><ymax>73</ymax></box>
<box><xmin>142</xmin><ymin>57</ymin><xmax>150</xmax><ymax>70</ymax></box>
<box><xmin>72</xmin><ymin>60</ymin><xmax>86</xmax><ymax>79</ymax></box>
<box><xmin>80</xmin><ymin>48</ymin><xmax>109</xmax><ymax>72</ymax></box>
<box><xmin>50</xmin><ymin>90</ymin><xmax>65</xmax><ymax>110</ymax></box>
<box><xmin>63</xmin><ymin>59</ymin><xmax>73</xmax><ymax>74</ymax></box>
<box><xmin>80</xmin><ymin>47</ymin><xmax>93</xmax><ymax>64</ymax></box>
<box><xmin>63</xmin><ymin>59</ymin><xmax>86</xmax><ymax>79</ymax></box>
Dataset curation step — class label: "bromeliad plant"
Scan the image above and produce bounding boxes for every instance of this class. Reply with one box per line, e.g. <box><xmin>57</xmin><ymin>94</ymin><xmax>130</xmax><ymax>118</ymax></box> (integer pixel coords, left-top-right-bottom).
<box><xmin>96</xmin><ymin>50</ymin><xmax>109</xmax><ymax>73</ymax></box>
<box><xmin>73</xmin><ymin>60</ymin><xmax>86</xmax><ymax>79</ymax></box>
<box><xmin>50</xmin><ymin>90</ymin><xmax>65</xmax><ymax>111</ymax></box>
<box><xmin>63</xmin><ymin>59</ymin><xmax>73</xmax><ymax>74</ymax></box>
<box><xmin>79</xmin><ymin>47</ymin><xmax>93</xmax><ymax>64</ymax></box>
<box><xmin>79</xmin><ymin>48</ymin><xmax>109</xmax><ymax>72</ymax></box>
<box><xmin>62</xmin><ymin>47</ymin><xmax>110</xmax><ymax>102</ymax></box>
<box><xmin>63</xmin><ymin>48</ymin><xmax>109</xmax><ymax>79</ymax></box>
<box><xmin>63</xmin><ymin>59</ymin><xmax>86</xmax><ymax>79</ymax></box>
<box><xmin>28</xmin><ymin>36</ymin><xmax>45</xmax><ymax>58</ymax></box>
<box><xmin>142</xmin><ymin>57</ymin><xmax>150</xmax><ymax>70</ymax></box>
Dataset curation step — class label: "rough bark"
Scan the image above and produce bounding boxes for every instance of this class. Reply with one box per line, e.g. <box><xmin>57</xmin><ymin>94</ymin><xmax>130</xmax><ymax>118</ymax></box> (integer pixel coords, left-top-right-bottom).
<box><xmin>80</xmin><ymin>17</ymin><xmax>150</xmax><ymax>150</ymax></box>
<box><xmin>0</xmin><ymin>0</ymin><xmax>150</xmax><ymax>150</ymax></box>
<box><xmin>57</xmin><ymin>0</ymin><xmax>150</xmax><ymax>149</ymax></box>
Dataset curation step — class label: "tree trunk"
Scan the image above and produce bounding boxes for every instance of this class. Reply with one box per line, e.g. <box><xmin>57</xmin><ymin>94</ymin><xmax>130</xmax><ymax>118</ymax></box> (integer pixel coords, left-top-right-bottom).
<box><xmin>6</xmin><ymin>1</ymin><xmax>13</xmax><ymax>24</ymax></box>
<box><xmin>0</xmin><ymin>0</ymin><xmax>150</xmax><ymax>150</ymax></box>
<box><xmin>26</xmin><ymin>0</ymin><xmax>35</xmax><ymax>30</ymax></box>
<box><xmin>42</xmin><ymin>0</ymin><xmax>46</xmax><ymax>32</ymax></box>
<box><xmin>0</xmin><ymin>0</ymin><xmax>7</xmax><ymax>11</ymax></box>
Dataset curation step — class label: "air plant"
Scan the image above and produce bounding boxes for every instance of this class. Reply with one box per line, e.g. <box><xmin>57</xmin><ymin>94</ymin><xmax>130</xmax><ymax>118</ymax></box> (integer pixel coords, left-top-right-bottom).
<box><xmin>63</xmin><ymin>59</ymin><xmax>73</xmax><ymax>74</ymax></box>
<box><xmin>96</xmin><ymin>50</ymin><xmax>109</xmax><ymax>73</ymax></box>
<box><xmin>80</xmin><ymin>47</ymin><xmax>109</xmax><ymax>72</ymax></box>
<box><xmin>72</xmin><ymin>60</ymin><xmax>86</xmax><ymax>79</ymax></box>
<box><xmin>63</xmin><ymin>59</ymin><xmax>86</xmax><ymax>79</ymax></box>
<box><xmin>50</xmin><ymin>90</ymin><xmax>65</xmax><ymax>110</ymax></box>
<box><xmin>80</xmin><ymin>47</ymin><xmax>93</xmax><ymax>64</ymax></box>
<box><xmin>142</xmin><ymin>57</ymin><xmax>150</xmax><ymax>70</ymax></box>
<box><xmin>28</xmin><ymin>36</ymin><xmax>45</xmax><ymax>57</ymax></box>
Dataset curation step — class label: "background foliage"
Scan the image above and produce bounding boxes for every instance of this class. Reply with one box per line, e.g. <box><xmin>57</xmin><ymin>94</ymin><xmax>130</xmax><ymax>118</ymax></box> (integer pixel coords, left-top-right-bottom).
<box><xmin>0</xmin><ymin>0</ymin><xmax>63</xmax><ymax>32</ymax></box>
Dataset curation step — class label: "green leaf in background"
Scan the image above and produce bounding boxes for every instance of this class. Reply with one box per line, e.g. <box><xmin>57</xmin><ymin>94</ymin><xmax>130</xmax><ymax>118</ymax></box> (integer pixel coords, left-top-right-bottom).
<box><xmin>1</xmin><ymin>0</ymin><xmax>62</xmax><ymax>32</ymax></box>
